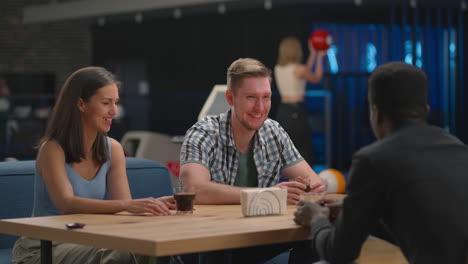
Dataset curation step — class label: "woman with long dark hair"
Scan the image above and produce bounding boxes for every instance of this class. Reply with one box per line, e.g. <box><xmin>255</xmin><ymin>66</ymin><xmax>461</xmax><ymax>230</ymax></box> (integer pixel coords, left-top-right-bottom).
<box><xmin>12</xmin><ymin>66</ymin><xmax>175</xmax><ymax>264</ymax></box>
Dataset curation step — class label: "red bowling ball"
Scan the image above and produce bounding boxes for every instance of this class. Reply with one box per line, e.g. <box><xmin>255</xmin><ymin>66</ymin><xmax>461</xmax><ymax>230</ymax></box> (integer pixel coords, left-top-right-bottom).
<box><xmin>309</xmin><ymin>30</ymin><xmax>332</xmax><ymax>51</ymax></box>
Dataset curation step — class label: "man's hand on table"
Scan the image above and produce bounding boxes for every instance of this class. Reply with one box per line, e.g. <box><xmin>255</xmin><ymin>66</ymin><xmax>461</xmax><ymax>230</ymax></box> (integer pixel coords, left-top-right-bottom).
<box><xmin>321</xmin><ymin>196</ymin><xmax>343</xmax><ymax>223</ymax></box>
<box><xmin>276</xmin><ymin>177</ymin><xmax>325</xmax><ymax>204</ymax></box>
<box><xmin>294</xmin><ymin>200</ymin><xmax>330</xmax><ymax>227</ymax></box>
<box><xmin>296</xmin><ymin>176</ymin><xmax>326</xmax><ymax>194</ymax></box>
<box><xmin>294</xmin><ymin>196</ymin><xmax>344</xmax><ymax>227</ymax></box>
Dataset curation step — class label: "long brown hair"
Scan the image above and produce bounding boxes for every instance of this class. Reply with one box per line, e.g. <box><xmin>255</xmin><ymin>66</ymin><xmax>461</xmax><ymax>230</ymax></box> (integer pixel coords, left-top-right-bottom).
<box><xmin>277</xmin><ymin>37</ymin><xmax>303</xmax><ymax>66</ymax></box>
<box><xmin>40</xmin><ymin>66</ymin><xmax>119</xmax><ymax>164</ymax></box>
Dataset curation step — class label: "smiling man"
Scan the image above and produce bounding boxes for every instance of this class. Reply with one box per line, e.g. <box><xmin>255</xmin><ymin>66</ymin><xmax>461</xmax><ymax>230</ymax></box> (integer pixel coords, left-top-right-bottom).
<box><xmin>180</xmin><ymin>58</ymin><xmax>324</xmax><ymax>205</ymax></box>
<box><xmin>179</xmin><ymin>58</ymin><xmax>324</xmax><ymax>264</ymax></box>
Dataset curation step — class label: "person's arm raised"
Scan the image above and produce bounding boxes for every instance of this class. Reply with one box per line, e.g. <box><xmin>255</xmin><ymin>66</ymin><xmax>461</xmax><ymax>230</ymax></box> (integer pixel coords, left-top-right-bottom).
<box><xmin>298</xmin><ymin>46</ymin><xmax>326</xmax><ymax>84</ymax></box>
<box><xmin>306</xmin><ymin>43</ymin><xmax>318</xmax><ymax>69</ymax></box>
<box><xmin>179</xmin><ymin>162</ymin><xmax>246</xmax><ymax>204</ymax></box>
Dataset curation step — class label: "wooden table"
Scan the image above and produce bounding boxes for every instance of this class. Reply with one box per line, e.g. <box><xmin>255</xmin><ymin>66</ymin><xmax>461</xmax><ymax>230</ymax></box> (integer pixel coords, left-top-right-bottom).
<box><xmin>0</xmin><ymin>205</ymin><xmax>406</xmax><ymax>264</ymax></box>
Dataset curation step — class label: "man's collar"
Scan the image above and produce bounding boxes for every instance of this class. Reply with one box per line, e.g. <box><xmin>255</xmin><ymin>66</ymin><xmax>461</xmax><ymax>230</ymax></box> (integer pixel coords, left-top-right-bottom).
<box><xmin>219</xmin><ymin>110</ymin><xmax>234</xmax><ymax>147</ymax></box>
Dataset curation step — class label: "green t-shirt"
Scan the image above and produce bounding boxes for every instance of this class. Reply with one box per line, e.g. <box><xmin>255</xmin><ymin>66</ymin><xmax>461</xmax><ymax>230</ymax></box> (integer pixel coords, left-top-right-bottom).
<box><xmin>233</xmin><ymin>148</ymin><xmax>258</xmax><ymax>187</ymax></box>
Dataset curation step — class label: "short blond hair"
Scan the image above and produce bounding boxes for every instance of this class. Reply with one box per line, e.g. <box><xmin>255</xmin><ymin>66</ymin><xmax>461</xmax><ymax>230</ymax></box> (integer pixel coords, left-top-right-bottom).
<box><xmin>277</xmin><ymin>37</ymin><xmax>303</xmax><ymax>66</ymax></box>
<box><xmin>227</xmin><ymin>58</ymin><xmax>271</xmax><ymax>93</ymax></box>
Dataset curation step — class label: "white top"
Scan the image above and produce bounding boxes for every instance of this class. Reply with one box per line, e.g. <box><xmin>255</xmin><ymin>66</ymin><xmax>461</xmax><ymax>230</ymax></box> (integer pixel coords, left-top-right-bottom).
<box><xmin>274</xmin><ymin>64</ymin><xmax>306</xmax><ymax>98</ymax></box>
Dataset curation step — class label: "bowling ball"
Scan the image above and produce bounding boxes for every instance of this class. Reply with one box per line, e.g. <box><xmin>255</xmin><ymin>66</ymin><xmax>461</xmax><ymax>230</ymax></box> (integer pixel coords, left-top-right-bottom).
<box><xmin>319</xmin><ymin>168</ymin><xmax>346</xmax><ymax>194</ymax></box>
<box><xmin>309</xmin><ymin>30</ymin><xmax>333</xmax><ymax>51</ymax></box>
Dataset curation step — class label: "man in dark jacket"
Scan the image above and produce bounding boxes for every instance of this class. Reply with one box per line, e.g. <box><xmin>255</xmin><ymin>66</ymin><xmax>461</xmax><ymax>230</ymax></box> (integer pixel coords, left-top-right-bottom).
<box><xmin>294</xmin><ymin>62</ymin><xmax>468</xmax><ymax>264</ymax></box>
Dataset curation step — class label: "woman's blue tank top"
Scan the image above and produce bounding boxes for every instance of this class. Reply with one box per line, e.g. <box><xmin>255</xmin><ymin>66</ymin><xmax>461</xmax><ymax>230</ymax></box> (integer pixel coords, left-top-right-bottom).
<box><xmin>31</xmin><ymin>137</ymin><xmax>111</xmax><ymax>216</ymax></box>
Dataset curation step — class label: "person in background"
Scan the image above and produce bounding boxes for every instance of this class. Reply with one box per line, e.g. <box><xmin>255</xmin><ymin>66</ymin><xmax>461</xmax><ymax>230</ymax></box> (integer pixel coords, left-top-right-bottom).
<box><xmin>294</xmin><ymin>62</ymin><xmax>468</xmax><ymax>264</ymax></box>
<box><xmin>12</xmin><ymin>66</ymin><xmax>176</xmax><ymax>264</ymax></box>
<box><xmin>180</xmin><ymin>58</ymin><xmax>325</xmax><ymax>263</ymax></box>
<box><xmin>274</xmin><ymin>36</ymin><xmax>326</xmax><ymax>165</ymax></box>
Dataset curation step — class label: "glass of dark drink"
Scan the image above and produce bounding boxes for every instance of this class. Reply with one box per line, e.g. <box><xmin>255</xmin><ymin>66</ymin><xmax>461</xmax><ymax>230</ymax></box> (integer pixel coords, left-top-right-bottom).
<box><xmin>173</xmin><ymin>184</ymin><xmax>196</xmax><ymax>215</ymax></box>
<box><xmin>174</xmin><ymin>192</ymin><xmax>195</xmax><ymax>215</ymax></box>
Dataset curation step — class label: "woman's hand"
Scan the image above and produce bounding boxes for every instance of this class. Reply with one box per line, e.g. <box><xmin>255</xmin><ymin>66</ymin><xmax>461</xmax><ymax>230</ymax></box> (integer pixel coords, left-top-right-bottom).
<box><xmin>124</xmin><ymin>197</ymin><xmax>172</xmax><ymax>216</ymax></box>
<box><xmin>157</xmin><ymin>195</ymin><xmax>176</xmax><ymax>210</ymax></box>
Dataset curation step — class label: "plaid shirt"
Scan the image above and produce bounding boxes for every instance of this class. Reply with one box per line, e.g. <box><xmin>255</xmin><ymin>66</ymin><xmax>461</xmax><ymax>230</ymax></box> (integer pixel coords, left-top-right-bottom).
<box><xmin>180</xmin><ymin>110</ymin><xmax>304</xmax><ymax>187</ymax></box>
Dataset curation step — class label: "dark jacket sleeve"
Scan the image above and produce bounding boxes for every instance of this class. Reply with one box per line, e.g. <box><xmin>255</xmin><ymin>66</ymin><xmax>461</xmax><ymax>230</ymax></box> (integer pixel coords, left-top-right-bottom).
<box><xmin>313</xmin><ymin>153</ymin><xmax>384</xmax><ymax>263</ymax></box>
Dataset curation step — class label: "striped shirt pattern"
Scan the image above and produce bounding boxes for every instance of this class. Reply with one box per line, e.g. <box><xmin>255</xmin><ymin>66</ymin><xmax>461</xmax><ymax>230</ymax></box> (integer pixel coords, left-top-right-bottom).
<box><xmin>180</xmin><ymin>110</ymin><xmax>304</xmax><ymax>187</ymax></box>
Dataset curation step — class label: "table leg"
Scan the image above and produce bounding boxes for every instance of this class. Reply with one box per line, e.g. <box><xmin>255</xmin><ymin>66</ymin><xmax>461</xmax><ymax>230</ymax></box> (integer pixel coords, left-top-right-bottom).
<box><xmin>40</xmin><ymin>240</ymin><xmax>52</xmax><ymax>264</ymax></box>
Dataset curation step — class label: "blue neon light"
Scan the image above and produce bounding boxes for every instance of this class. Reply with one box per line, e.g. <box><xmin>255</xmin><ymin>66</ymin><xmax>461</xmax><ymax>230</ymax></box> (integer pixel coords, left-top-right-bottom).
<box><xmin>365</xmin><ymin>42</ymin><xmax>377</xmax><ymax>72</ymax></box>
<box><xmin>404</xmin><ymin>40</ymin><xmax>423</xmax><ymax>68</ymax></box>
<box><xmin>327</xmin><ymin>45</ymin><xmax>339</xmax><ymax>73</ymax></box>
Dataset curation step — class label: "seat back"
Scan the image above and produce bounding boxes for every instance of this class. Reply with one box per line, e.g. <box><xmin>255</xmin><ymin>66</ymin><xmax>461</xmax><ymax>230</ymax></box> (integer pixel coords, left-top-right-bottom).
<box><xmin>126</xmin><ymin>157</ymin><xmax>173</xmax><ymax>198</ymax></box>
<box><xmin>198</xmin><ymin>84</ymin><xmax>229</xmax><ymax>121</ymax></box>
<box><xmin>121</xmin><ymin>131</ymin><xmax>181</xmax><ymax>165</ymax></box>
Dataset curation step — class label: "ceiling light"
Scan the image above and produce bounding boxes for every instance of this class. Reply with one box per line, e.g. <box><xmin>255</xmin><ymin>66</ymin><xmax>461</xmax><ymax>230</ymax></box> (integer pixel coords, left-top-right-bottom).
<box><xmin>218</xmin><ymin>3</ymin><xmax>226</xmax><ymax>14</ymax></box>
<box><xmin>97</xmin><ymin>16</ymin><xmax>105</xmax><ymax>26</ymax></box>
<box><xmin>264</xmin><ymin>0</ymin><xmax>272</xmax><ymax>10</ymax></box>
<box><xmin>135</xmin><ymin>12</ymin><xmax>143</xmax><ymax>24</ymax></box>
<box><xmin>173</xmin><ymin>8</ymin><xmax>182</xmax><ymax>19</ymax></box>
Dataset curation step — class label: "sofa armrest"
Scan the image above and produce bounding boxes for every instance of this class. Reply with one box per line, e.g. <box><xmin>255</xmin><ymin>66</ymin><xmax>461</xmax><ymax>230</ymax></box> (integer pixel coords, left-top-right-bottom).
<box><xmin>0</xmin><ymin>160</ymin><xmax>35</xmax><ymax>249</ymax></box>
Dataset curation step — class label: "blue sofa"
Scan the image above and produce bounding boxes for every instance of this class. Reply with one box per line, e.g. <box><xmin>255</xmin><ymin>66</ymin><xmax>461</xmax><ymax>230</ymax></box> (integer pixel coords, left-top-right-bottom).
<box><xmin>0</xmin><ymin>157</ymin><xmax>173</xmax><ymax>263</ymax></box>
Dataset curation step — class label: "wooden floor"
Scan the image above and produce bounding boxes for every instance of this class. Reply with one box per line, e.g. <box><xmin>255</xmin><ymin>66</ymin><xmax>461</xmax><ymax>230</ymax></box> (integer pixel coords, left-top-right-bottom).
<box><xmin>356</xmin><ymin>236</ymin><xmax>408</xmax><ymax>264</ymax></box>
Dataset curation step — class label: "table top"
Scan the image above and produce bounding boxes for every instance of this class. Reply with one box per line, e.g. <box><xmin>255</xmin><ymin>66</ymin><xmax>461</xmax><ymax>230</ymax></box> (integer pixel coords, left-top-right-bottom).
<box><xmin>0</xmin><ymin>205</ymin><xmax>309</xmax><ymax>256</ymax></box>
<box><xmin>0</xmin><ymin>204</ymin><xmax>407</xmax><ymax>263</ymax></box>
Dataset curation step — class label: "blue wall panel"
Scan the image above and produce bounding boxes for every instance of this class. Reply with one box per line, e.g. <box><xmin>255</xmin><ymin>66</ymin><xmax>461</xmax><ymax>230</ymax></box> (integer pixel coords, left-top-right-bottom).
<box><xmin>306</xmin><ymin>7</ymin><xmax>463</xmax><ymax>171</ymax></box>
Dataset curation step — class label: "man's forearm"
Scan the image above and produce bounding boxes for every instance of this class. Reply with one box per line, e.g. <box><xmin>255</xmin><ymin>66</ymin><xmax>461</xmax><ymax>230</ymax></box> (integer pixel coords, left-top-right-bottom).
<box><xmin>194</xmin><ymin>181</ymin><xmax>244</xmax><ymax>204</ymax></box>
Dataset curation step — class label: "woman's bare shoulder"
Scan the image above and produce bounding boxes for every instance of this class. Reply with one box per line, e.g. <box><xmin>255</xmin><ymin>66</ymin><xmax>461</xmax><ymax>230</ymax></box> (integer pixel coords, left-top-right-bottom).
<box><xmin>109</xmin><ymin>137</ymin><xmax>124</xmax><ymax>150</ymax></box>
<box><xmin>37</xmin><ymin>140</ymin><xmax>64</xmax><ymax>161</ymax></box>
